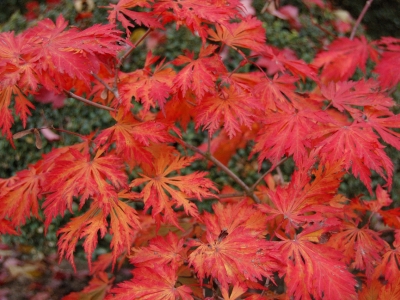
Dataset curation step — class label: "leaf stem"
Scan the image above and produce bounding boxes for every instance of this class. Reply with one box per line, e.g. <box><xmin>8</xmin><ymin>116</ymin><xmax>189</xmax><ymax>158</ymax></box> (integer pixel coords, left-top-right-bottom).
<box><xmin>188</xmin><ymin>192</ymin><xmax>246</xmax><ymax>201</ymax></box>
<box><xmin>251</xmin><ymin>157</ymin><xmax>288</xmax><ymax>190</ymax></box>
<box><xmin>64</xmin><ymin>90</ymin><xmax>117</xmax><ymax>112</ymax></box>
<box><xmin>182</xmin><ymin>141</ymin><xmax>261</xmax><ymax>203</ymax></box>
<box><xmin>119</xmin><ymin>28</ymin><xmax>154</xmax><ymax>66</ymax></box>
<box><xmin>51</xmin><ymin>127</ymin><xmax>87</xmax><ymax>139</ymax></box>
<box><xmin>91</xmin><ymin>72</ymin><xmax>120</xmax><ymax>101</ymax></box>
<box><xmin>350</xmin><ymin>0</ymin><xmax>374</xmax><ymax>40</ymax></box>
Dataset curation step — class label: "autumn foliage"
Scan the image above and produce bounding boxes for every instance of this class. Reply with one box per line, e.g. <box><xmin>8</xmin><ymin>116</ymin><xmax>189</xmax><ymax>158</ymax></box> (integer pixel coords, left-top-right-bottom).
<box><xmin>2</xmin><ymin>0</ymin><xmax>400</xmax><ymax>299</ymax></box>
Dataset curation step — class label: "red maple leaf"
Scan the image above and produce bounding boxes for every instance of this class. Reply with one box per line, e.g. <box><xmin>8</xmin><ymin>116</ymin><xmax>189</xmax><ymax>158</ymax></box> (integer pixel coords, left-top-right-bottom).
<box><xmin>195</xmin><ymin>85</ymin><xmax>261</xmax><ymax>138</ymax></box>
<box><xmin>208</xmin><ymin>16</ymin><xmax>266</xmax><ymax>52</ymax></box>
<box><xmin>22</xmin><ymin>15</ymin><xmax>123</xmax><ymax>90</ymax></box>
<box><xmin>311</xmin><ymin>121</ymin><xmax>393</xmax><ymax>193</ymax></box>
<box><xmin>154</xmin><ymin>0</ymin><xmax>240</xmax><ymax>41</ymax></box>
<box><xmin>188</xmin><ymin>201</ymin><xmax>281</xmax><ymax>290</ymax></box>
<box><xmin>313</xmin><ymin>36</ymin><xmax>377</xmax><ymax>83</ymax></box>
<box><xmin>108</xmin><ymin>265</ymin><xmax>194</xmax><ymax>300</ymax></box>
<box><xmin>106</xmin><ymin>0</ymin><xmax>162</xmax><ymax>36</ymax></box>
<box><xmin>259</xmin><ymin>160</ymin><xmax>344</xmax><ymax>235</ymax></box>
<box><xmin>275</xmin><ymin>225</ymin><xmax>358</xmax><ymax>300</ymax></box>
<box><xmin>374</xmin><ymin>37</ymin><xmax>400</xmax><ymax>88</ymax></box>
<box><xmin>130</xmin><ymin>231</ymin><xmax>186</xmax><ymax>270</ymax></box>
<box><xmin>0</xmin><ymin>85</ymin><xmax>34</xmax><ymax>145</ymax></box>
<box><xmin>253</xmin><ymin>105</ymin><xmax>328</xmax><ymax>166</ymax></box>
<box><xmin>258</xmin><ymin>46</ymin><xmax>318</xmax><ymax>81</ymax></box>
<box><xmin>363</xmin><ymin>107</ymin><xmax>400</xmax><ymax>151</ymax></box>
<box><xmin>252</xmin><ymin>74</ymin><xmax>299</xmax><ymax>111</ymax></box>
<box><xmin>318</xmin><ymin>80</ymin><xmax>394</xmax><ymax>117</ymax></box>
<box><xmin>172</xmin><ymin>44</ymin><xmax>225</xmax><ymax>101</ymax></box>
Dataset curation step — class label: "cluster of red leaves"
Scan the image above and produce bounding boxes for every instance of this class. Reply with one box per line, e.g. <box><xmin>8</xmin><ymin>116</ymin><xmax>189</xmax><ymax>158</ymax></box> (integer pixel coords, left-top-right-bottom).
<box><xmin>2</xmin><ymin>0</ymin><xmax>400</xmax><ymax>299</ymax></box>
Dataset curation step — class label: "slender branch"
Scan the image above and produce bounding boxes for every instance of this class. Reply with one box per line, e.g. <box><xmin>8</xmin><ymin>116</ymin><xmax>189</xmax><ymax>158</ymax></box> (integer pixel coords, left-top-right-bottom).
<box><xmin>350</xmin><ymin>0</ymin><xmax>374</xmax><ymax>40</ymax></box>
<box><xmin>307</xmin><ymin>9</ymin><xmax>336</xmax><ymax>39</ymax></box>
<box><xmin>182</xmin><ymin>141</ymin><xmax>261</xmax><ymax>203</ymax></box>
<box><xmin>65</xmin><ymin>90</ymin><xmax>117</xmax><ymax>112</ymax></box>
<box><xmin>251</xmin><ymin>157</ymin><xmax>288</xmax><ymax>191</ymax></box>
<box><xmin>207</xmin><ymin>132</ymin><xmax>211</xmax><ymax>154</ymax></box>
<box><xmin>119</xmin><ymin>28</ymin><xmax>154</xmax><ymax>66</ymax></box>
<box><xmin>51</xmin><ymin>127</ymin><xmax>87</xmax><ymax>139</ymax></box>
<box><xmin>188</xmin><ymin>192</ymin><xmax>246</xmax><ymax>202</ymax></box>
<box><xmin>91</xmin><ymin>72</ymin><xmax>120</xmax><ymax>101</ymax></box>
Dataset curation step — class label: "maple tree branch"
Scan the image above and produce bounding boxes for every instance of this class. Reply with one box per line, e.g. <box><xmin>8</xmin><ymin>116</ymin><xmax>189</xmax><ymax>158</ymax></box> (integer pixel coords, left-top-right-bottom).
<box><xmin>307</xmin><ymin>8</ymin><xmax>336</xmax><ymax>39</ymax></box>
<box><xmin>207</xmin><ymin>132</ymin><xmax>211</xmax><ymax>154</ymax></box>
<box><xmin>119</xmin><ymin>28</ymin><xmax>153</xmax><ymax>66</ymax></box>
<box><xmin>64</xmin><ymin>90</ymin><xmax>117</xmax><ymax>112</ymax></box>
<box><xmin>350</xmin><ymin>0</ymin><xmax>374</xmax><ymax>40</ymax></box>
<box><xmin>91</xmin><ymin>72</ymin><xmax>120</xmax><ymax>101</ymax></box>
<box><xmin>182</xmin><ymin>141</ymin><xmax>261</xmax><ymax>203</ymax></box>
<box><xmin>188</xmin><ymin>192</ymin><xmax>246</xmax><ymax>201</ymax></box>
<box><xmin>51</xmin><ymin>127</ymin><xmax>87</xmax><ymax>139</ymax></box>
<box><xmin>251</xmin><ymin>157</ymin><xmax>288</xmax><ymax>191</ymax></box>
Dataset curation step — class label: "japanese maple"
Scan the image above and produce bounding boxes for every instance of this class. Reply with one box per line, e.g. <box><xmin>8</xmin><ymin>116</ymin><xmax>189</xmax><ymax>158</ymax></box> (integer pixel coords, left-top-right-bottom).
<box><xmin>1</xmin><ymin>0</ymin><xmax>400</xmax><ymax>299</ymax></box>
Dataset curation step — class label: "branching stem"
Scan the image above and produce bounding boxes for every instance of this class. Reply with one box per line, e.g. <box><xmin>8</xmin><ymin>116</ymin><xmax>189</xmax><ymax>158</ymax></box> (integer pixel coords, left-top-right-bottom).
<box><xmin>350</xmin><ymin>0</ymin><xmax>374</xmax><ymax>40</ymax></box>
<box><xmin>119</xmin><ymin>28</ymin><xmax>154</xmax><ymax>66</ymax></box>
<box><xmin>64</xmin><ymin>90</ymin><xmax>117</xmax><ymax>112</ymax></box>
<box><xmin>182</xmin><ymin>141</ymin><xmax>261</xmax><ymax>203</ymax></box>
<box><xmin>188</xmin><ymin>192</ymin><xmax>246</xmax><ymax>202</ymax></box>
<box><xmin>91</xmin><ymin>72</ymin><xmax>120</xmax><ymax>101</ymax></box>
<box><xmin>251</xmin><ymin>157</ymin><xmax>288</xmax><ymax>191</ymax></box>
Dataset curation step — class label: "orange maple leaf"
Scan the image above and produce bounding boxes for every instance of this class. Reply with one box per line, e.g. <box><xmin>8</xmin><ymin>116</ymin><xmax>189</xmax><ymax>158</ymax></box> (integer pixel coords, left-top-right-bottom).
<box><xmin>189</xmin><ymin>201</ymin><xmax>281</xmax><ymax>290</ymax></box>
<box><xmin>63</xmin><ymin>272</ymin><xmax>113</xmax><ymax>300</ymax></box>
<box><xmin>94</xmin><ymin>109</ymin><xmax>172</xmax><ymax>168</ymax></box>
<box><xmin>130</xmin><ymin>231</ymin><xmax>186</xmax><ymax>270</ymax></box>
<box><xmin>0</xmin><ymin>162</ymin><xmax>43</xmax><ymax>227</ymax></box>
<box><xmin>275</xmin><ymin>225</ymin><xmax>358</xmax><ymax>300</ymax></box>
<box><xmin>130</xmin><ymin>149</ymin><xmax>217</xmax><ymax>227</ymax></box>
<box><xmin>57</xmin><ymin>196</ymin><xmax>140</xmax><ymax>271</ymax></box>
<box><xmin>172</xmin><ymin>44</ymin><xmax>225</xmax><ymax>101</ymax></box>
<box><xmin>119</xmin><ymin>52</ymin><xmax>175</xmax><ymax>114</ymax></box>
<box><xmin>327</xmin><ymin>221</ymin><xmax>389</xmax><ymax>279</ymax></box>
<box><xmin>108</xmin><ymin>265</ymin><xmax>194</xmax><ymax>300</ymax></box>
<box><xmin>42</xmin><ymin>148</ymin><xmax>128</xmax><ymax>228</ymax></box>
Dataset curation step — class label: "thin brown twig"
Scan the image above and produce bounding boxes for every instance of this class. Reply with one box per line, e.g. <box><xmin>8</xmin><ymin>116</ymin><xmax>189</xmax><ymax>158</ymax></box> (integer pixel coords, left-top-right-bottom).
<box><xmin>308</xmin><ymin>9</ymin><xmax>336</xmax><ymax>39</ymax></box>
<box><xmin>350</xmin><ymin>0</ymin><xmax>374</xmax><ymax>40</ymax></box>
<box><xmin>51</xmin><ymin>127</ymin><xmax>87</xmax><ymax>139</ymax></box>
<box><xmin>64</xmin><ymin>90</ymin><xmax>117</xmax><ymax>112</ymax></box>
<box><xmin>188</xmin><ymin>192</ymin><xmax>246</xmax><ymax>202</ymax></box>
<box><xmin>207</xmin><ymin>132</ymin><xmax>211</xmax><ymax>154</ymax></box>
<box><xmin>119</xmin><ymin>28</ymin><xmax>154</xmax><ymax>66</ymax></box>
<box><xmin>91</xmin><ymin>72</ymin><xmax>120</xmax><ymax>101</ymax></box>
<box><xmin>182</xmin><ymin>140</ymin><xmax>261</xmax><ymax>204</ymax></box>
<box><xmin>251</xmin><ymin>157</ymin><xmax>288</xmax><ymax>191</ymax></box>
